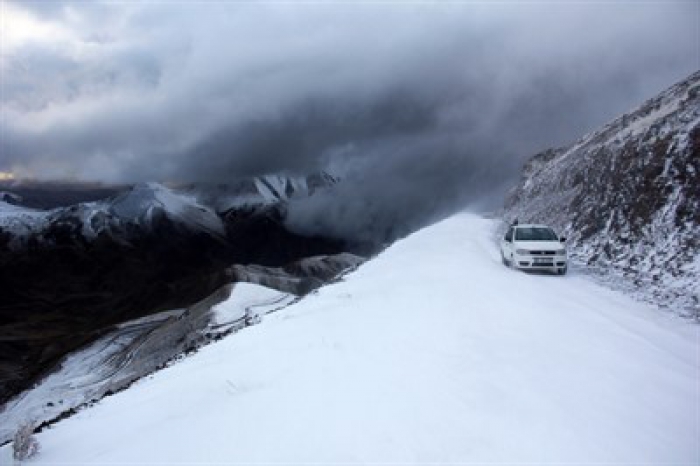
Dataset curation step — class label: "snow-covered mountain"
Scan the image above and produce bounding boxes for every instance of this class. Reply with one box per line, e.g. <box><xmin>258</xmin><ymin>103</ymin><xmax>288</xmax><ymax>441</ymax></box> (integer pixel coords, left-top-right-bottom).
<box><xmin>0</xmin><ymin>173</ymin><xmax>337</xmax><ymax>249</ymax></box>
<box><xmin>0</xmin><ymin>174</ymin><xmax>351</xmax><ymax>406</ymax></box>
<box><xmin>183</xmin><ymin>172</ymin><xmax>337</xmax><ymax>212</ymax></box>
<box><xmin>2</xmin><ymin>213</ymin><xmax>696</xmax><ymax>463</ymax></box>
<box><xmin>0</xmin><ymin>182</ymin><xmax>226</xmax><ymax>250</ymax></box>
<box><xmin>505</xmin><ymin>71</ymin><xmax>700</xmax><ymax>317</ymax></box>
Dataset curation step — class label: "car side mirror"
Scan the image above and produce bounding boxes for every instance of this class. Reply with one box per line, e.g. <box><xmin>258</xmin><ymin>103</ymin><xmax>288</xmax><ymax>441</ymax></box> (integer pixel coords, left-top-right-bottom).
<box><xmin>559</xmin><ymin>237</ymin><xmax>567</xmax><ymax>242</ymax></box>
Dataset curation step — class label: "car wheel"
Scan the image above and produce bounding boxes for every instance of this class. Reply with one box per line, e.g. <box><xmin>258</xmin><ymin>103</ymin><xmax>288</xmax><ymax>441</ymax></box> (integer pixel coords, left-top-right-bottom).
<box><xmin>502</xmin><ymin>254</ymin><xmax>509</xmax><ymax>266</ymax></box>
<box><xmin>557</xmin><ymin>265</ymin><xmax>568</xmax><ymax>276</ymax></box>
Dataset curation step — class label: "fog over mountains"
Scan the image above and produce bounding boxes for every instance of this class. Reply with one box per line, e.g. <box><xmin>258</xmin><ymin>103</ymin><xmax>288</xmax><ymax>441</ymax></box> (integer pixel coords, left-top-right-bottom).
<box><xmin>2</xmin><ymin>2</ymin><xmax>697</xmax><ymax>237</ymax></box>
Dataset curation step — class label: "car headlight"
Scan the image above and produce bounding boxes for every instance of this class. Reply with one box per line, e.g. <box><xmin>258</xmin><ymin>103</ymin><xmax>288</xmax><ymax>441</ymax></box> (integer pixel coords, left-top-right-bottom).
<box><xmin>516</xmin><ymin>249</ymin><xmax>529</xmax><ymax>255</ymax></box>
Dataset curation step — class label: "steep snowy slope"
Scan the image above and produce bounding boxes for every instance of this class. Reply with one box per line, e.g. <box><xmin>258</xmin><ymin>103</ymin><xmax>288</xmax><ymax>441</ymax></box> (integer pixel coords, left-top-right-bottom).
<box><xmin>0</xmin><ymin>283</ymin><xmax>296</xmax><ymax>445</ymax></box>
<box><xmin>5</xmin><ymin>213</ymin><xmax>696</xmax><ymax>464</ymax></box>
<box><xmin>0</xmin><ymin>254</ymin><xmax>362</xmax><ymax>446</ymax></box>
<box><xmin>505</xmin><ymin>71</ymin><xmax>700</xmax><ymax>317</ymax></box>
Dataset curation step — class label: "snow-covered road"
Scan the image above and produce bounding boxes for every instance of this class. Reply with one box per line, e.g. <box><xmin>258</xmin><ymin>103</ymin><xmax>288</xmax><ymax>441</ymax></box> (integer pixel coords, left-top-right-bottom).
<box><xmin>4</xmin><ymin>213</ymin><xmax>698</xmax><ymax>464</ymax></box>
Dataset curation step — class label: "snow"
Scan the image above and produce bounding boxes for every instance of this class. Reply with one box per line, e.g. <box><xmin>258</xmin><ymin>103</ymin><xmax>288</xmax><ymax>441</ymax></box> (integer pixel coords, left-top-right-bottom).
<box><xmin>3</xmin><ymin>213</ymin><xmax>697</xmax><ymax>464</ymax></box>
<box><xmin>623</xmin><ymin>98</ymin><xmax>680</xmax><ymax>138</ymax></box>
<box><xmin>251</xmin><ymin>175</ymin><xmax>312</xmax><ymax>204</ymax></box>
<box><xmin>0</xmin><ymin>284</ymin><xmax>295</xmax><ymax>446</ymax></box>
<box><xmin>505</xmin><ymin>71</ymin><xmax>700</xmax><ymax>317</ymax></box>
<box><xmin>110</xmin><ymin>182</ymin><xmax>225</xmax><ymax>235</ymax></box>
<box><xmin>0</xmin><ymin>201</ymin><xmax>22</xmax><ymax>214</ymax></box>
<box><xmin>0</xmin><ymin>202</ymin><xmax>48</xmax><ymax>246</ymax></box>
<box><xmin>210</xmin><ymin>282</ymin><xmax>296</xmax><ymax>329</ymax></box>
<box><xmin>0</xmin><ymin>323</ymin><xmax>157</xmax><ymax>444</ymax></box>
<box><xmin>0</xmin><ymin>202</ymin><xmax>41</xmax><ymax>218</ymax></box>
<box><xmin>0</xmin><ymin>182</ymin><xmax>228</xmax><ymax>246</ymax></box>
<box><xmin>201</xmin><ymin>175</ymin><xmax>315</xmax><ymax>212</ymax></box>
<box><xmin>252</xmin><ymin>177</ymin><xmax>278</xmax><ymax>203</ymax></box>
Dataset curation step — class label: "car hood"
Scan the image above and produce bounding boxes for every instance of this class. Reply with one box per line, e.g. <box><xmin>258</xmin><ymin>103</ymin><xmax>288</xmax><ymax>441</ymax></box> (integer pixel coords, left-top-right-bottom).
<box><xmin>513</xmin><ymin>240</ymin><xmax>564</xmax><ymax>251</ymax></box>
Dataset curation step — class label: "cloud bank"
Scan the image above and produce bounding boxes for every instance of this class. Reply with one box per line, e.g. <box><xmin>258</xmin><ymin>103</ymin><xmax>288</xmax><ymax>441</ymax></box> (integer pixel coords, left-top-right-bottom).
<box><xmin>2</xmin><ymin>1</ymin><xmax>698</xmax><ymax>239</ymax></box>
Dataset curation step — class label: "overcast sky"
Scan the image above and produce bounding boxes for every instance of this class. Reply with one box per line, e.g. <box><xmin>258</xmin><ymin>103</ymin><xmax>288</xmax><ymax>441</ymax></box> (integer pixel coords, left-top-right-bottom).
<box><xmin>1</xmin><ymin>1</ymin><xmax>698</xmax><ymax>237</ymax></box>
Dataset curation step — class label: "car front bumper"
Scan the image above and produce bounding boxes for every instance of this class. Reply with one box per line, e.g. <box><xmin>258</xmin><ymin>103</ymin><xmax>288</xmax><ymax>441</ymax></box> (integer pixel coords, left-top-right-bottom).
<box><xmin>513</xmin><ymin>254</ymin><xmax>567</xmax><ymax>270</ymax></box>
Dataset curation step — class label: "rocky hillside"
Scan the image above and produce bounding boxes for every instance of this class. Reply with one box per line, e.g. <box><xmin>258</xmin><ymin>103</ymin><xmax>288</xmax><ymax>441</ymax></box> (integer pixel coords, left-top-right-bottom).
<box><xmin>505</xmin><ymin>71</ymin><xmax>700</xmax><ymax>317</ymax></box>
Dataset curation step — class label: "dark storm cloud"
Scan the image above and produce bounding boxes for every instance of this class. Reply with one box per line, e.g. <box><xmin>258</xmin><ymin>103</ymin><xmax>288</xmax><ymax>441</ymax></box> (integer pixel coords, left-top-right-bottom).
<box><xmin>177</xmin><ymin>90</ymin><xmax>440</xmax><ymax>180</ymax></box>
<box><xmin>2</xmin><ymin>1</ymin><xmax>698</xmax><ymax>240</ymax></box>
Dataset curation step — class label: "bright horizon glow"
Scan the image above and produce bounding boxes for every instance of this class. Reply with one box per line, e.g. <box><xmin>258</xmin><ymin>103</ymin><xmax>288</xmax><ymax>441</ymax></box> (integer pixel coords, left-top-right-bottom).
<box><xmin>0</xmin><ymin>171</ymin><xmax>16</xmax><ymax>181</ymax></box>
<box><xmin>1</xmin><ymin>4</ymin><xmax>74</xmax><ymax>53</ymax></box>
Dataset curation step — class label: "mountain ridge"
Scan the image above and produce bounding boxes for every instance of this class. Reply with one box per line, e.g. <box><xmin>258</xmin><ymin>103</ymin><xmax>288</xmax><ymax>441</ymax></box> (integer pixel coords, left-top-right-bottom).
<box><xmin>0</xmin><ymin>173</ymin><xmax>354</xmax><ymax>404</ymax></box>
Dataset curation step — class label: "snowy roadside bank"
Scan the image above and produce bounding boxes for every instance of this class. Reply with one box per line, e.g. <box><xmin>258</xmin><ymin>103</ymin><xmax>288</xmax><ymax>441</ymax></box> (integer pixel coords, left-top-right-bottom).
<box><xmin>3</xmin><ymin>212</ymin><xmax>697</xmax><ymax>464</ymax></box>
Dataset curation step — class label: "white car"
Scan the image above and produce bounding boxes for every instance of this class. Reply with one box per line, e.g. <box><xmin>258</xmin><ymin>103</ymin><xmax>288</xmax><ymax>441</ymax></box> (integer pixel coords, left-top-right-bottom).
<box><xmin>500</xmin><ymin>223</ymin><xmax>568</xmax><ymax>275</ymax></box>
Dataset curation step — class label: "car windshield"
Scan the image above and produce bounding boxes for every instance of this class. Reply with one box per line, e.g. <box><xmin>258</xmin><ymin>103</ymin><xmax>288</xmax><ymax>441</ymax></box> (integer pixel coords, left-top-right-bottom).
<box><xmin>515</xmin><ymin>227</ymin><xmax>558</xmax><ymax>241</ymax></box>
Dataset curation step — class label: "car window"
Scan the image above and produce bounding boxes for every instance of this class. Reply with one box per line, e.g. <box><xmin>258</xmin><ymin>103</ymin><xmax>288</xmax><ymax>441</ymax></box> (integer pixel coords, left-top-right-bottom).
<box><xmin>514</xmin><ymin>227</ymin><xmax>558</xmax><ymax>241</ymax></box>
<box><xmin>505</xmin><ymin>228</ymin><xmax>513</xmax><ymax>241</ymax></box>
